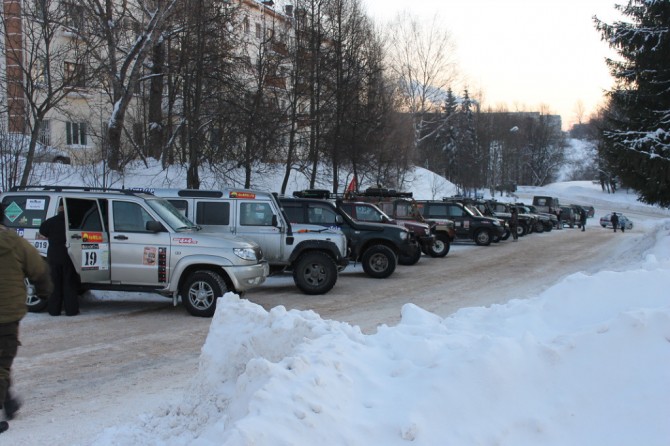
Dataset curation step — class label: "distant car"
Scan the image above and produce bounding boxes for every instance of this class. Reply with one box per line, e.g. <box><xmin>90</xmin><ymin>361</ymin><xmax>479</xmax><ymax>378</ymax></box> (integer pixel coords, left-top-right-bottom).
<box><xmin>559</xmin><ymin>205</ymin><xmax>576</xmax><ymax>228</ymax></box>
<box><xmin>600</xmin><ymin>213</ymin><xmax>633</xmax><ymax>230</ymax></box>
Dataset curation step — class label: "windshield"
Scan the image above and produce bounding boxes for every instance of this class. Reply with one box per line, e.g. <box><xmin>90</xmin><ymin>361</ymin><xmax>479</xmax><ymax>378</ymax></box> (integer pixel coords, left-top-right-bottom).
<box><xmin>146</xmin><ymin>197</ymin><xmax>197</xmax><ymax>231</ymax></box>
<box><xmin>465</xmin><ymin>204</ymin><xmax>482</xmax><ymax>216</ymax></box>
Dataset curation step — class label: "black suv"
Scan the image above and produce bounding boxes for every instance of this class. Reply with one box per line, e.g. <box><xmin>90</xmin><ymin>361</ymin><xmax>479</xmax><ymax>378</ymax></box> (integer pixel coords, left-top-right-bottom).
<box><xmin>415</xmin><ymin>199</ymin><xmax>506</xmax><ymax>246</ymax></box>
<box><xmin>279</xmin><ymin>195</ymin><xmax>415</xmax><ymax>279</ymax></box>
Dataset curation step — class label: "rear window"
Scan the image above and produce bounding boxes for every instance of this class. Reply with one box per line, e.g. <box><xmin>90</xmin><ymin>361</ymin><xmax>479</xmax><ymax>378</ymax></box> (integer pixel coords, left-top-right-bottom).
<box><xmin>1</xmin><ymin>195</ymin><xmax>51</xmax><ymax>229</ymax></box>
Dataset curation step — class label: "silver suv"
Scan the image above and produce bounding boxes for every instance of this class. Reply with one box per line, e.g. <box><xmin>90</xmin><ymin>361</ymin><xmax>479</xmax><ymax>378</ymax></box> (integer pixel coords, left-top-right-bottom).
<box><xmin>0</xmin><ymin>186</ymin><xmax>269</xmax><ymax>317</ymax></box>
<box><xmin>147</xmin><ymin>188</ymin><xmax>349</xmax><ymax>295</ymax></box>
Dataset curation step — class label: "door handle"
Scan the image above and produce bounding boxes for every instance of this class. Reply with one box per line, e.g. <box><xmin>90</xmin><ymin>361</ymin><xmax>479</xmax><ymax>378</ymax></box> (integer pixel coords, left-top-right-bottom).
<box><xmin>71</xmin><ymin>234</ymin><xmax>82</xmax><ymax>240</ymax></box>
<box><xmin>114</xmin><ymin>235</ymin><xmax>128</xmax><ymax>240</ymax></box>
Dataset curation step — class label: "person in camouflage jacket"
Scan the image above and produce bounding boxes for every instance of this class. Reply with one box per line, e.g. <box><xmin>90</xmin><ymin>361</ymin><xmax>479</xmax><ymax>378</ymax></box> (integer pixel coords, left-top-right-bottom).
<box><xmin>0</xmin><ymin>205</ymin><xmax>52</xmax><ymax>433</ymax></box>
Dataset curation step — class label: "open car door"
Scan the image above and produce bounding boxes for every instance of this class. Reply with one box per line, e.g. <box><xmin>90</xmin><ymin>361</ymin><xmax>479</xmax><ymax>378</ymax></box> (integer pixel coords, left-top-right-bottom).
<box><xmin>64</xmin><ymin>197</ymin><xmax>111</xmax><ymax>283</ymax></box>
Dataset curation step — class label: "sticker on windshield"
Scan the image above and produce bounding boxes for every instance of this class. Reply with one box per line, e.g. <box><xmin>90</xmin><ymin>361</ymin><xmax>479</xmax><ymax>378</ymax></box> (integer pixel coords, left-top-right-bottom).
<box><xmin>81</xmin><ymin>243</ymin><xmax>109</xmax><ymax>271</ymax></box>
<box><xmin>4</xmin><ymin>202</ymin><xmax>23</xmax><ymax>222</ymax></box>
<box><xmin>26</xmin><ymin>199</ymin><xmax>46</xmax><ymax>210</ymax></box>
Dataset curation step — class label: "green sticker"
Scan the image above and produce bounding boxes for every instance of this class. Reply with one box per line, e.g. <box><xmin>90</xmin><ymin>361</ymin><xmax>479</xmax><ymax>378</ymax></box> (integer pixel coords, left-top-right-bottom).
<box><xmin>4</xmin><ymin>202</ymin><xmax>23</xmax><ymax>222</ymax></box>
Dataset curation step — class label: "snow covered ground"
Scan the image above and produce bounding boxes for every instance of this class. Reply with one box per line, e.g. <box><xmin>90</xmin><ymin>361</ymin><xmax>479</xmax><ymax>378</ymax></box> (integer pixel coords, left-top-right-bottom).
<box><xmin>5</xmin><ymin>163</ymin><xmax>670</xmax><ymax>445</ymax></box>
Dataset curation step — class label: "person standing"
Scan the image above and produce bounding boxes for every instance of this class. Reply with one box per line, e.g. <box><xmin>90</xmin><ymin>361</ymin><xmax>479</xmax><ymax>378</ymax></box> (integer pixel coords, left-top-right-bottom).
<box><xmin>0</xmin><ymin>205</ymin><xmax>53</xmax><ymax>433</ymax></box>
<box><xmin>610</xmin><ymin>212</ymin><xmax>619</xmax><ymax>233</ymax></box>
<box><xmin>509</xmin><ymin>207</ymin><xmax>519</xmax><ymax>241</ymax></box>
<box><xmin>39</xmin><ymin>202</ymin><xmax>79</xmax><ymax>316</ymax></box>
<box><xmin>580</xmin><ymin>207</ymin><xmax>587</xmax><ymax>232</ymax></box>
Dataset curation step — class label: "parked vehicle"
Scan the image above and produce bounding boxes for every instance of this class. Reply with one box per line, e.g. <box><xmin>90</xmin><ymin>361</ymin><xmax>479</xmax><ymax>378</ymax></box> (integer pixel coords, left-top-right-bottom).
<box><xmin>1</xmin><ymin>186</ymin><xmax>269</xmax><ymax>317</ymax></box>
<box><xmin>149</xmin><ymin>188</ymin><xmax>349</xmax><ymax>295</ymax></box>
<box><xmin>559</xmin><ymin>205</ymin><xmax>577</xmax><ymax>228</ymax></box>
<box><xmin>279</xmin><ymin>195</ymin><xmax>414</xmax><ymax>279</ymax></box>
<box><xmin>600</xmin><ymin>213</ymin><xmax>633</xmax><ymax>230</ymax></box>
<box><xmin>479</xmin><ymin>200</ymin><xmax>534</xmax><ymax>237</ymax></box>
<box><xmin>514</xmin><ymin>203</ymin><xmax>554</xmax><ymax>232</ymax></box>
<box><xmin>338</xmin><ymin>188</ymin><xmax>453</xmax><ymax>258</ymax></box>
<box><xmin>532</xmin><ymin>196</ymin><xmax>561</xmax><ymax>220</ymax></box>
<box><xmin>415</xmin><ymin>199</ymin><xmax>506</xmax><ymax>246</ymax></box>
<box><xmin>522</xmin><ymin>204</ymin><xmax>559</xmax><ymax>230</ymax></box>
<box><xmin>337</xmin><ymin>201</ymin><xmax>433</xmax><ymax>264</ymax></box>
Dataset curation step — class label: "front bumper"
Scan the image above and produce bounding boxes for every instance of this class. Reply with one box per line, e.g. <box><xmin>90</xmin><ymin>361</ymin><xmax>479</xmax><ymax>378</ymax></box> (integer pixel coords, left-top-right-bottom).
<box><xmin>225</xmin><ymin>260</ymin><xmax>269</xmax><ymax>292</ymax></box>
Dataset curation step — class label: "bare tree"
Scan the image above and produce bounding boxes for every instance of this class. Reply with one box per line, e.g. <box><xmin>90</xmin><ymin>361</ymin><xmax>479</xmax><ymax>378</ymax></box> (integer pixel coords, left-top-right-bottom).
<box><xmin>78</xmin><ymin>0</ymin><xmax>178</xmax><ymax>171</ymax></box>
<box><xmin>385</xmin><ymin>11</ymin><xmax>459</xmax><ymax>152</ymax></box>
<box><xmin>0</xmin><ymin>0</ymin><xmax>99</xmax><ymax>187</ymax></box>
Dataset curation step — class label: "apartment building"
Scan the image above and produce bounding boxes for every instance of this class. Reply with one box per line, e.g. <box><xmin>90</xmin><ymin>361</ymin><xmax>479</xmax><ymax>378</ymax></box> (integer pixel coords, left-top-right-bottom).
<box><xmin>1</xmin><ymin>0</ymin><xmax>296</xmax><ymax>165</ymax></box>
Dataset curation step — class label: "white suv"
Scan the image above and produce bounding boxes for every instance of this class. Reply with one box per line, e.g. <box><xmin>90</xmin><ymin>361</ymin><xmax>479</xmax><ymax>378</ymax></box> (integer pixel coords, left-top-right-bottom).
<box><xmin>147</xmin><ymin>188</ymin><xmax>349</xmax><ymax>295</ymax></box>
<box><xmin>0</xmin><ymin>186</ymin><xmax>269</xmax><ymax>317</ymax></box>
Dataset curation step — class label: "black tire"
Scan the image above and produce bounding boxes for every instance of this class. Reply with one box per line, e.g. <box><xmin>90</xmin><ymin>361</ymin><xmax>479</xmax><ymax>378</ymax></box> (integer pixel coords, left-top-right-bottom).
<box><xmin>427</xmin><ymin>233</ymin><xmax>450</xmax><ymax>258</ymax></box>
<box><xmin>292</xmin><ymin>251</ymin><xmax>338</xmax><ymax>294</ymax></box>
<box><xmin>543</xmin><ymin>223</ymin><xmax>553</xmax><ymax>232</ymax></box>
<box><xmin>517</xmin><ymin>225</ymin><xmax>527</xmax><ymax>237</ymax></box>
<box><xmin>25</xmin><ymin>278</ymin><xmax>48</xmax><ymax>313</ymax></box>
<box><xmin>534</xmin><ymin>221</ymin><xmax>545</xmax><ymax>233</ymax></box>
<box><xmin>180</xmin><ymin>270</ymin><xmax>227</xmax><ymax>317</ymax></box>
<box><xmin>399</xmin><ymin>243</ymin><xmax>422</xmax><ymax>265</ymax></box>
<box><xmin>501</xmin><ymin>229</ymin><xmax>511</xmax><ymax>241</ymax></box>
<box><xmin>474</xmin><ymin>229</ymin><xmax>492</xmax><ymax>246</ymax></box>
<box><xmin>362</xmin><ymin>245</ymin><xmax>397</xmax><ymax>278</ymax></box>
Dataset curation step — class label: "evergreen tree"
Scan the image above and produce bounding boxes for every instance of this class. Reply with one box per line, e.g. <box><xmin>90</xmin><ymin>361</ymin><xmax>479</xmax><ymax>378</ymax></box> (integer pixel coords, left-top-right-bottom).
<box><xmin>595</xmin><ymin>0</ymin><xmax>670</xmax><ymax>207</ymax></box>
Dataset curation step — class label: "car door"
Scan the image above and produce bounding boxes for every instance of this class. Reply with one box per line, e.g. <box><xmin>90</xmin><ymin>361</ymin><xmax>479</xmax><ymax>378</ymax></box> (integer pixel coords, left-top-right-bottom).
<box><xmin>109</xmin><ymin>199</ymin><xmax>172</xmax><ymax>286</ymax></box>
<box><xmin>233</xmin><ymin>199</ymin><xmax>282</xmax><ymax>260</ymax></box>
<box><xmin>63</xmin><ymin>197</ymin><xmax>111</xmax><ymax>284</ymax></box>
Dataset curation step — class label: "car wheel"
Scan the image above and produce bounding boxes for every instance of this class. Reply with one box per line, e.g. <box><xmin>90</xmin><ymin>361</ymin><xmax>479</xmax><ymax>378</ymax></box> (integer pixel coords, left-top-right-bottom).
<box><xmin>293</xmin><ymin>251</ymin><xmax>338</xmax><ymax>294</ymax></box>
<box><xmin>543</xmin><ymin>223</ymin><xmax>553</xmax><ymax>232</ymax></box>
<box><xmin>362</xmin><ymin>245</ymin><xmax>397</xmax><ymax>278</ymax></box>
<box><xmin>398</xmin><ymin>243</ymin><xmax>422</xmax><ymax>265</ymax></box>
<box><xmin>180</xmin><ymin>270</ymin><xmax>227</xmax><ymax>317</ymax></box>
<box><xmin>534</xmin><ymin>221</ymin><xmax>545</xmax><ymax>233</ymax></box>
<box><xmin>427</xmin><ymin>233</ymin><xmax>450</xmax><ymax>258</ymax></box>
<box><xmin>501</xmin><ymin>229</ymin><xmax>511</xmax><ymax>241</ymax></box>
<box><xmin>517</xmin><ymin>225</ymin><xmax>527</xmax><ymax>237</ymax></box>
<box><xmin>25</xmin><ymin>278</ymin><xmax>48</xmax><ymax>313</ymax></box>
<box><xmin>474</xmin><ymin>229</ymin><xmax>492</xmax><ymax>246</ymax></box>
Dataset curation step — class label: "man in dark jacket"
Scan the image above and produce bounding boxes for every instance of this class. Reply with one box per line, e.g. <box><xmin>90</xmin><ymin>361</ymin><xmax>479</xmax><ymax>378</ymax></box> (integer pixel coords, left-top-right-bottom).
<box><xmin>611</xmin><ymin>212</ymin><xmax>619</xmax><ymax>233</ymax></box>
<box><xmin>0</xmin><ymin>204</ymin><xmax>53</xmax><ymax>433</ymax></box>
<box><xmin>39</xmin><ymin>202</ymin><xmax>79</xmax><ymax>316</ymax></box>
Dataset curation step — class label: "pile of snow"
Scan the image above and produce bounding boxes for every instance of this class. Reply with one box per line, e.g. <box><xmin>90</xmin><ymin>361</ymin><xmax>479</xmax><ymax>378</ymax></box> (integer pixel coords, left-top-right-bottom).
<box><xmin>92</xmin><ymin>219</ymin><xmax>670</xmax><ymax>446</ymax></box>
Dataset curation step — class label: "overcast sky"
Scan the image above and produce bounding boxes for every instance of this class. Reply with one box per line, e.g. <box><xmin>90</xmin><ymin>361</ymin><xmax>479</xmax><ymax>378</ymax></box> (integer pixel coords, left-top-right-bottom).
<box><xmin>362</xmin><ymin>0</ymin><xmax>623</xmax><ymax>129</ymax></box>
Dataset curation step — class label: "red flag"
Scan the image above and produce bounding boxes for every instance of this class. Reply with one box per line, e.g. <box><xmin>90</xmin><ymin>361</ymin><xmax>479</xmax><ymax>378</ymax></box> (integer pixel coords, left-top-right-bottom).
<box><xmin>346</xmin><ymin>176</ymin><xmax>357</xmax><ymax>193</ymax></box>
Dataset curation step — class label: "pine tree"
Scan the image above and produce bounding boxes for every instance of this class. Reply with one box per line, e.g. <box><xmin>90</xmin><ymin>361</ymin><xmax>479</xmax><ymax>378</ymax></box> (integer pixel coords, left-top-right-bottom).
<box><xmin>595</xmin><ymin>0</ymin><xmax>670</xmax><ymax>207</ymax></box>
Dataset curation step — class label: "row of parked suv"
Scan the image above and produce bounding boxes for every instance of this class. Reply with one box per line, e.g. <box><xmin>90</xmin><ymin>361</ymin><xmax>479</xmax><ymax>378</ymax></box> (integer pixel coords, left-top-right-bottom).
<box><xmin>0</xmin><ymin>186</ymin><xmax>593</xmax><ymax>318</ymax></box>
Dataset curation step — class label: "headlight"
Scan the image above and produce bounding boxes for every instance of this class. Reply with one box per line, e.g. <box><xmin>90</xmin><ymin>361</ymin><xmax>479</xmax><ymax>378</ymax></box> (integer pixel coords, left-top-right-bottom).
<box><xmin>399</xmin><ymin>229</ymin><xmax>409</xmax><ymax>241</ymax></box>
<box><xmin>234</xmin><ymin>247</ymin><xmax>258</xmax><ymax>261</ymax></box>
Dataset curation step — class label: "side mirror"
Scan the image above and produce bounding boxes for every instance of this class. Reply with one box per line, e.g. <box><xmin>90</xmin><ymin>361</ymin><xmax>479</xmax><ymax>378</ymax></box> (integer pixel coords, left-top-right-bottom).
<box><xmin>335</xmin><ymin>215</ymin><xmax>344</xmax><ymax>225</ymax></box>
<box><xmin>271</xmin><ymin>214</ymin><xmax>278</xmax><ymax>227</ymax></box>
<box><xmin>146</xmin><ymin>220</ymin><xmax>165</xmax><ymax>232</ymax></box>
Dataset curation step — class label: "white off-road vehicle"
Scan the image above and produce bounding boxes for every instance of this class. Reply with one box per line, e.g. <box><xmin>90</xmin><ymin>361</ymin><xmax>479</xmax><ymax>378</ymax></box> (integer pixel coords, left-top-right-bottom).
<box><xmin>1</xmin><ymin>186</ymin><xmax>269</xmax><ymax>317</ymax></box>
<box><xmin>147</xmin><ymin>188</ymin><xmax>349</xmax><ymax>295</ymax></box>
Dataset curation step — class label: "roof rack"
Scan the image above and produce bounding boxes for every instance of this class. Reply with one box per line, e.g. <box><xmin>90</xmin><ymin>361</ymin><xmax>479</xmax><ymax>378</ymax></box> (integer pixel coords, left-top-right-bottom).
<box><xmin>9</xmin><ymin>185</ymin><xmax>148</xmax><ymax>195</ymax></box>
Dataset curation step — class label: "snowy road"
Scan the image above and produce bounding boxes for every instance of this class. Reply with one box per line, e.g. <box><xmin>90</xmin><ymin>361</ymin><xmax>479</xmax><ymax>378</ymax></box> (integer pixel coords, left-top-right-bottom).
<box><xmin>6</xmin><ymin>213</ymin><xmax>660</xmax><ymax>445</ymax></box>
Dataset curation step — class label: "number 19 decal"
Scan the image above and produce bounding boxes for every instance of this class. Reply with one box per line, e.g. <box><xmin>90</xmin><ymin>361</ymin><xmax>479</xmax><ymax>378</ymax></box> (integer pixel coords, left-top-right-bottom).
<box><xmin>81</xmin><ymin>243</ymin><xmax>109</xmax><ymax>271</ymax></box>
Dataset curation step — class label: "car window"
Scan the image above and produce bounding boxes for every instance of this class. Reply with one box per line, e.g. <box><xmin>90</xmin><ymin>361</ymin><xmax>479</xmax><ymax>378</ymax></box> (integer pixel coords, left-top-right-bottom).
<box><xmin>113</xmin><ymin>201</ymin><xmax>154</xmax><ymax>232</ymax></box>
<box><xmin>280</xmin><ymin>202</ymin><xmax>303</xmax><ymax>223</ymax></box>
<box><xmin>1</xmin><ymin>195</ymin><xmax>51</xmax><ymax>228</ymax></box>
<box><xmin>240</xmin><ymin>202</ymin><xmax>273</xmax><ymax>226</ymax></box>
<box><xmin>67</xmin><ymin>198</ymin><xmax>104</xmax><ymax>231</ymax></box>
<box><xmin>196</xmin><ymin>201</ymin><xmax>229</xmax><ymax>225</ymax></box>
<box><xmin>307</xmin><ymin>204</ymin><xmax>338</xmax><ymax>225</ymax></box>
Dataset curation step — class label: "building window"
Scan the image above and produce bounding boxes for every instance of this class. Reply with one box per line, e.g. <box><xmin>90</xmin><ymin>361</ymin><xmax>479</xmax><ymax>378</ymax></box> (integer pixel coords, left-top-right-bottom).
<box><xmin>66</xmin><ymin>122</ymin><xmax>87</xmax><ymax>146</ymax></box>
<box><xmin>32</xmin><ymin>59</ymin><xmax>47</xmax><ymax>85</ymax></box>
<box><xmin>63</xmin><ymin>2</ymin><xmax>85</xmax><ymax>32</ymax></box>
<box><xmin>64</xmin><ymin>61</ymin><xmax>85</xmax><ymax>88</ymax></box>
<box><xmin>255</xmin><ymin>23</ymin><xmax>261</xmax><ymax>38</ymax></box>
<box><xmin>243</xmin><ymin>17</ymin><xmax>250</xmax><ymax>34</ymax></box>
<box><xmin>39</xmin><ymin>120</ymin><xmax>51</xmax><ymax>146</ymax></box>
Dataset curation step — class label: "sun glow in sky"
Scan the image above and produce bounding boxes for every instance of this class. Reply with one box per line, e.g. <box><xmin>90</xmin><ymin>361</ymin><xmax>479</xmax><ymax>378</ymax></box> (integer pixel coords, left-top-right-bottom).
<box><xmin>363</xmin><ymin>0</ymin><xmax>622</xmax><ymax>130</ymax></box>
